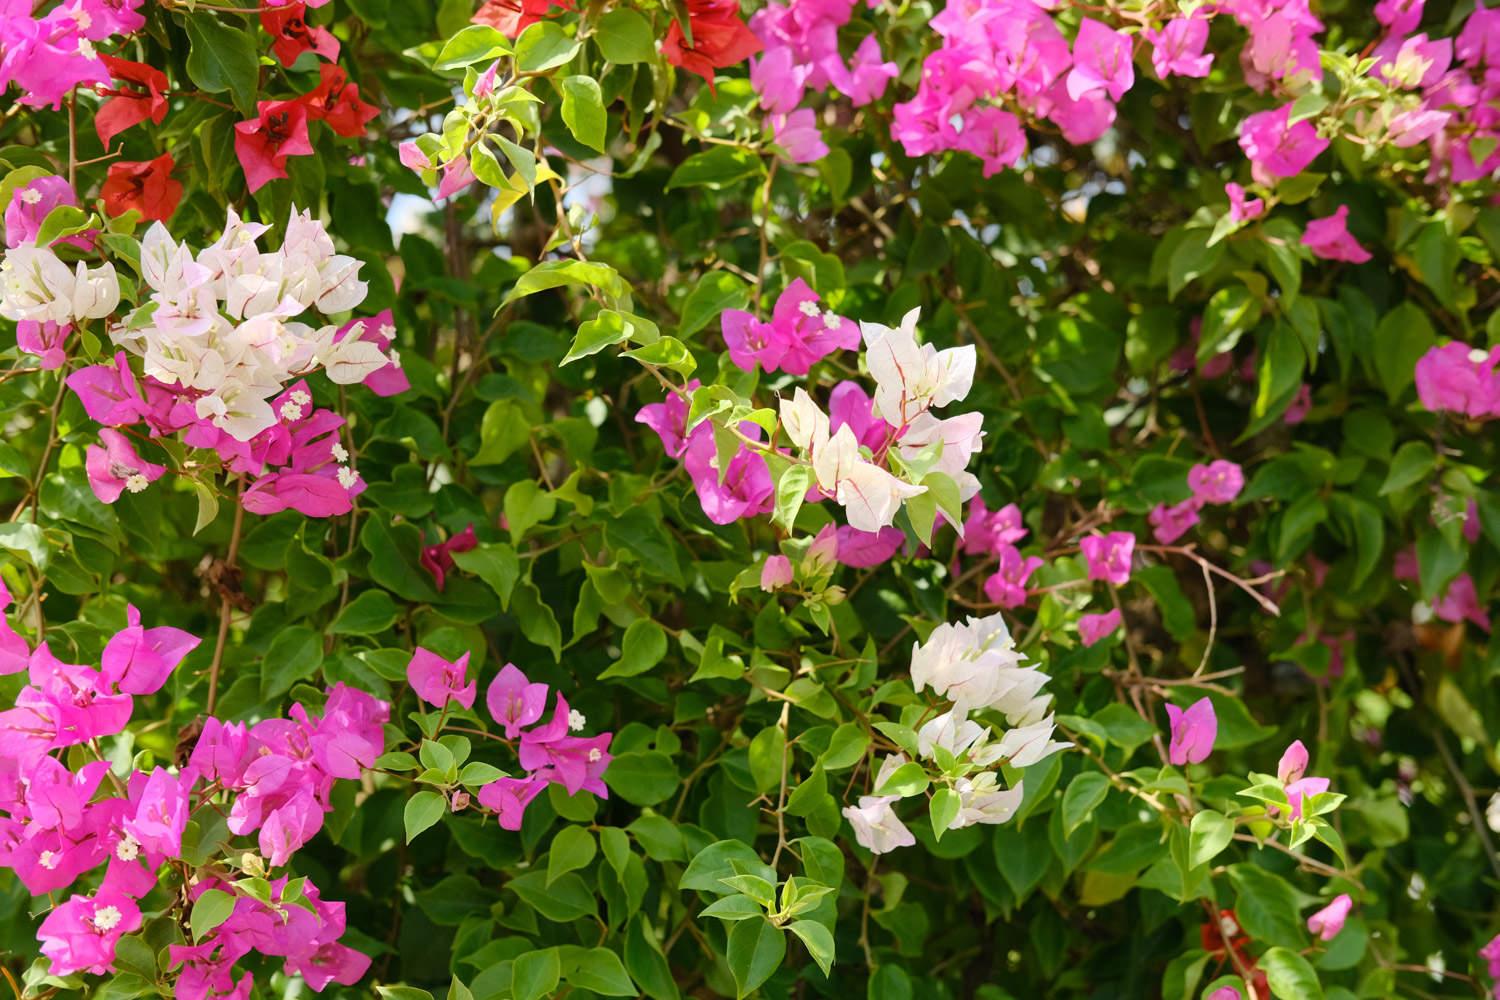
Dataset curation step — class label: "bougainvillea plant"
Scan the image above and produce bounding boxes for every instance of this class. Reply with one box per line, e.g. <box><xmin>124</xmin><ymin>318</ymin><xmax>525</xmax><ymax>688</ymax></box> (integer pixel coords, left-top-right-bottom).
<box><xmin>1</xmin><ymin>0</ymin><xmax>1499</xmax><ymax>997</ymax></box>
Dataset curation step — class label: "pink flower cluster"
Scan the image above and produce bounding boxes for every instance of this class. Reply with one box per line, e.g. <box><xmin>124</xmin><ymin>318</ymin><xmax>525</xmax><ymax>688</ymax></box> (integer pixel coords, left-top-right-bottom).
<box><xmin>0</xmin><ymin>602</ymin><xmax>380</xmax><ymax>991</ymax></box>
<box><xmin>747</xmin><ymin>0</ymin><xmax>896</xmax><ymax>163</ymax></box>
<box><xmin>637</xmin><ymin>378</ymin><xmax>775</xmax><ymax>526</ymax></box>
<box><xmin>1150</xmin><ymin>459</ymin><xmax>1246</xmax><ymax>544</ymax></box>
<box><xmin>70</xmin><ymin>365</ymin><xmax>376</xmax><ymax>517</ymax></box>
<box><xmin>721</xmin><ymin>279</ymin><xmax>859</xmax><ymax>375</ymax></box>
<box><xmin>892</xmin><ymin>2</ymin><xmax>1137</xmax><ymax>175</ymax></box>
<box><xmin>0</xmin><ymin>0</ymin><xmax>145</xmax><ymax>109</ymax></box>
<box><xmin>1277</xmin><ymin>739</ymin><xmax>1329</xmax><ymax>820</ymax></box>
<box><xmin>168</xmin><ymin>875</ymin><xmax>369</xmax><ymax>998</ymax></box>
<box><xmin>1415</xmin><ymin>342</ymin><xmax>1500</xmax><ymax>420</ymax></box>
<box><xmin>1166</xmin><ymin>697</ymin><xmax>1216</xmax><ymax>766</ymax></box>
<box><xmin>405</xmin><ymin>652</ymin><xmax>613</xmax><ymax>830</ymax></box>
<box><xmin>965</xmin><ymin>501</ymin><xmax>1039</xmax><ymax>610</ymax></box>
<box><xmin>192</xmin><ymin>684</ymin><xmax>388</xmax><ymax>866</ymax></box>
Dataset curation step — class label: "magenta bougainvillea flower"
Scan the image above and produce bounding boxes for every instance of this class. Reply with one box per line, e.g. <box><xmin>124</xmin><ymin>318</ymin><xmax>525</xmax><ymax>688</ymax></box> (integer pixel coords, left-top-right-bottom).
<box><xmin>1165</xmin><ymin>697</ymin><xmax>1217</xmax><ymax>765</ymax></box>
<box><xmin>1081</xmin><ymin>531</ymin><xmax>1135</xmax><ymax>586</ymax></box>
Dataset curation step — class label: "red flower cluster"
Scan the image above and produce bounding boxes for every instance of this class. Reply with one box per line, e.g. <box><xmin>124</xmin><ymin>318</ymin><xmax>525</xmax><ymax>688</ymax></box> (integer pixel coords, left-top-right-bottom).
<box><xmin>662</xmin><ymin>0</ymin><xmax>762</xmax><ymax>88</ymax></box>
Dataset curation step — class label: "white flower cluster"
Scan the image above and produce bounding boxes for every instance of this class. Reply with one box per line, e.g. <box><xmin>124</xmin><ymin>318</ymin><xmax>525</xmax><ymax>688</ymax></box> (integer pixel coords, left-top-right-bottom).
<box><xmin>778</xmin><ymin>308</ymin><xmax>983</xmax><ymax>532</ymax></box>
<box><xmin>112</xmin><ymin>207</ymin><xmax>388</xmax><ymax>440</ymax></box>
<box><xmin>0</xmin><ymin>246</ymin><xmax>119</xmax><ymax>326</ymax></box>
<box><xmin>911</xmin><ymin>612</ymin><xmax>1069</xmax><ymax>772</ymax></box>
<box><xmin>843</xmin><ymin>612</ymin><xmax>1068</xmax><ymax>856</ymax></box>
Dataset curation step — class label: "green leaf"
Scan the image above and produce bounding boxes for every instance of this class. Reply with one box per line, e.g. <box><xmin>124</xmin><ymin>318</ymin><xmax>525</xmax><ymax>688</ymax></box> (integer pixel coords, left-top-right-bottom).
<box><xmin>873</xmin><ymin>761</ymin><xmax>929</xmax><ymax>797</ymax></box>
<box><xmin>190</xmin><ymin>889</ymin><xmax>235</xmax><ymax>941</ymax></box>
<box><xmin>515</xmin><ymin>21</ymin><xmax>581</xmax><ymax>72</ymax></box>
<box><xmin>453</xmin><ymin>544</ymin><xmax>521</xmax><ymax>609</ymax></box>
<box><xmin>547</xmin><ymin>826</ymin><xmax>597</xmax><ymax>885</ymax></box>
<box><xmin>1061</xmin><ymin>772</ymin><xmax>1110</xmax><ymax>837</ymax></box>
<box><xmin>404</xmin><ymin>790</ymin><xmax>448</xmax><ymax>843</ymax></box>
<box><xmin>1260</xmin><ymin>946</ymin><xmax>1325</xmax><ymax>1000</ymax></box>
<box><xmin>560</xmin><ymin>75</ymin><xmax>607</xmax><ymax>152</ymax></box>
<box><xmin>504</xmin><ymin>259</ymin><xmax>627</xmax><ymax>305</ymax></box>
<box><xmin>1379</xmin><ymin>441</ymin><xmax>1435</xmax><ymax>496</ymax></box>
<box><xmin>929</xmin><ymin>787</ymin><xmax>961</xmax><ymax>841</ymax></box>
<box><xmin>261</xmin><ymin>625</ymin><xmax>325</xmax><ymax>700</ymax></box>
<box><xmin>184</xmin><ymin>17</ymin><xmax>260</xmax><ymax>116</ymax></box>
<box><xmin>331</xmin><ymin>589</ymin><xmax>399</xmax><ymax>635</ymax></box>
<box><xmin>820</xmin><ymin>723</ymin><xmax>869</xmax><ymax>771</ymax></box>
<box><xmin>666</xmin><ymin>147</ymin><xmax>763</xmax><ymax>191</ymax></box>
<box><xmin>596</xmin><ymin>9</ymin><xmax>656</xmax><ymax>63</ymax></box>
<box><xmin>747</xmin><ymin>725</ymin><xmax>786</xmax><ymax>795</ymax></box>
<box><xmin>1228</xmin><ymin>864</ymin><xmax>1305</xmax><ymax>949</ymax></box>
<box><xmin>625</xmin><ymin>914</ymin><xmax>680</xmax><ymax>1000</ymax></box>
<box><xmin>605</xmin><ymin>751</ymin><xmax>679</xmax><ymax>806</ymax></box>
<box><xmin>471</xmin><ymin>399</ymin><xmax>532</xmax><ymax>465</ymax></box>
<box><xmin>505</xmin><ymin>479</ymin><xmax>557</xmax><ymax>541</ymax></box>
<box><xmin>700</xmin><ymin>894</ymin><xmax>767</xmax><ymax>921</ymax></box>
<box><xmin>434</xmin><ymin>24</ymin><xmax>512</xmax><ymax>70</ymax></box>
<box><xmin>512</xmin><ymin>948</ymin><xmax>562</xmax><ymax>1000</ymax></box>
<box><xmin>1370</xmin><ymin>302</ymin><xmax>1435</xmax><ymax>401</ymax></box>
<box><xmin>679</xmin><ymin>271</ymin><xmax>750</xmax><ymax>339</ymax></box>
<box><xmin>1199</xmin><ymin>285</ymin><xmax>1262</xmax><ymax>360</ymax></box>
<box><xmin>564</xmin><ymin>309</ymin><xmax>635</xmax><ymax>364</ymax></box>
<box><xmin>599</xmin><ymin>618</ymin><xmax>668</xmax><ymax>678</ymax></box>
<box><xmin>623</xmin><ymin>337</ymin><xmax>697</xmax><ymax>377</ymax></box>
<box><xmin>773</xmin><ymin>465</ymin><xmax>813</xmax><ymax>530</ymax></box>
<box><xmin>33</xmin><ymin>205</ymin><xmax>89</xmax><ymax>247</ymax></box>
<box><xmin>1188</xmin><ymin>810</ymin><xmax>1234</xmax><ymax>868</ymax></box>
<box><xmin>788</xmin><ymin>919</ymin><xmax>835</xmax><ymax>976</ymax></box>
<box><xmin>560</xmin><ymin>946</ymin><xmax>636</xmax><ymax>996</ymax></box>
<box><xmin>726</xmin><ymin>918</ymin><xmax>786</xmax><ymax>999</ymax></box>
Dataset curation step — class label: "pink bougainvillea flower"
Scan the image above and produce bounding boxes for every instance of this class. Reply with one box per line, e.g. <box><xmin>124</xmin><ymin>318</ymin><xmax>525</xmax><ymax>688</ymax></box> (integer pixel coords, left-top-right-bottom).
<box><xmin>1376</xmin><ymin>0</ymin><xmax>1424</xmax><ymax>34</ymax></box>
<box><xmin>1206</xmin><ymin>989</ymin><xmax>1242</xmax><ymax>1000</ymax></box>
<box><xmin>1239</xmin><ymin>105</ymin><xmax>1330</xmax><ymax>185</ymax></box>
<box><xmin>407</xmin><ymin>648</ymin><xmax>478</xmax><ymax>710</ymax></box>
<box><xmin>38</xmin><ymin>890</ymin><xmax>142</xmax><ymax>976</ymax></box>
<box><xmin>955</xmin><ymin>106</ymin><xmax>1027</xmax><ymax>177</ymax></box>
<box><xmin>1067</xmin><ymin>18</ymin><xmax>1135</xmax><ymax>102</ymax></box>
<box><xmin>1165</xmin><ymin>697</ymin><xmax>1217</xmax><ymax>765</ymax></box>
<box><xmin>832</xmin><ymin>35</ymin><xmax>899</xmax><ymax>107</ymax></box>
<box><xmin>101</xmin><ymin>153</ymin><xmax>182</xmax><ymax>223</ymax></box>
<box><xmin>0</xmin><ymin>578</ymin><xmax>30</xmax><ymax>674</ymax></box>
<box><xmin>682</xmin><ymin>423</ymin><xmax>775</xmax><ymax>524</ymax></box>
<box><xmin>300</xmin><ymin>64</ymin><xmax>379</xmax><ymax>138</ymax></box>
<box><xmin>983</xmin><ymin>545</ymin><xmax>1043</xmax><ymax>609</ymax></box>
<box><xmin>1279</xmin><ymin>739</ymin><xmax>1310</xmax><ymax>783</ymax></box>
<box><xmin>1145</xmin><ymin>17</ymin><xmax>1213</xmax><ymax>79</ymax></box>
<box><xmin>1433</xmin><ymin>573</ymin><xmax>1492</xmax><ymax>632</ymax></box>
<box><xmin>122</xmin><ymin>767</ymin><xmax>191</xmax><ymax>859</ymax></box>
<box><xmin>662</xmin><ymin>0</ymin><xmax>763</xmax><ymax>89</ymax></box>
<box><xmin>16</xmin><ymin>320</ymin><xmax>70</xmax><ymax>370</ymax></box>
<box><xmin>1415</xmin><ymin>342</ymin><xmax>1500</xmax><ymax>419</ymax></box>
<box><xmin>94</xmin><ymin>55</ymin><xmax>168</xmax><ymax>149</ymax></box>
<box><xmin>1302</xmin><ymin>205</ymin><xmax>1372</xmax><ymax>263</ymax></box>
<box><xmin>234</xmin><ymin>100</ymin><xmax>314</xmax><ymax>193</ymax></box>
<box><xmin>1081</xmin><ymin>531</ymin><xmax>1135</xmax><ymax>585</ymax></box>
<box><xmin>828</xmin><ymin>381</ymin><xmax>893</xmax><ymax>452</ymax></box>
<box><xmin>834</xmin><ymin>526</ymin><xmax>906</xmax><ymax>568</ymax></box>
<box><xmin>1277</xmin><ymin>739</ymin><xmax>1329</xmax><ymax>819</ymax></box>
<box><xmin>476</xmin><ymin>774</ymin><xmax>548</xmax><ymax>829</ymax></box>
<box><xmin>68</xmin><ymin>357</ymin><xmax>148</xmax><ymax>428</ymax></box>
<box><xmin>1188</xmin><ymin>460</ymin><xmax>1244</xmax><ymax>505</ymax></box>
<box><xmin>1283</xmin><ymin>383</ymin><xmax>1313</xmax><ymax>424</ymax></box>
<box><xmin>760</xmin><ymin>555</ymin><xmax>793</xmax><ymax>591</ymax></box>
<box><xmin>2</xmin><ymin>13</ymin><xmax>111</xmax><ymax>110</ymax></box>
<box><xmin>635</xmin><ymin>380</ymin><xmax>699</xmax><ymax>458</ymax></box>
<box><xmin>1078</xmin><ymin>609</ymin><xmax>1122</xmax><ymax>647</ymax></box>
<box><xmin>100</xmin><ymin>604</ymin><xmax>199</xmax><ymax>695</ymax></box>
<box><xmin>770</xmin><ymin>108</ymin><xmax>829</xmax><ymax>163</ymax></box>
<box><xmin>1307</xmin><ymin>894</ymin><xmax>1353</xmax><ymax>941</ymax></box>
<box><xmin>420</xmin><ymin>523</ymin><xmax>478</xmax><ymax>592</ymax></box>
<box><xmin>720</xmin><ymin>278</ymin><xmax>857</xmax><ymax>375</ymax></box>
<box><xmin>486</xmin><ymin>663</ymin><xmax>548</xmax><ymax>738</ymax></box>
<box><xmin>1225</xmin><ymin>182</ymin><xmax>1265</xmax><ymax>223</ymax></box>
<box><xmin>963</xmin><ymin>499</ymin><xmax>1027</xmax><ymax>557</ymax></box>
<box><xmin>335</xmin><ymin>310</ymin><xmax>408</xmax><ymax>396</ymax></box>
<box><xmin>517</xmin><ymin>695</ymin><xmax>612</xmax><ymax>796</ymax></box>
<box><xmin>5</xmin><ymin>176</ymin><xmax>91</xmax><ymax>251</ymax></box>
<box><xmin>1149</xmin><ymin>499</ymin><xmax>1200</xmax><ymax>544</ymax></box>
<box><xmin>749</xmin><ymin>46</ymin><xmax>808</xmax><ymax>114</ymax></box>
<box><xmin>261</xmin><ymin>2</ymin><xmax>341</xmax><ymax>67</ymax></box>
<box><xmin>437</xmin><ymin>155</ymin><xmax>476</xmax><ymax>201</ymax></box>
<box><xmin>85</xmin><ymin>429</ymin><xmax>166</xmax><ymax>504</ymax></box>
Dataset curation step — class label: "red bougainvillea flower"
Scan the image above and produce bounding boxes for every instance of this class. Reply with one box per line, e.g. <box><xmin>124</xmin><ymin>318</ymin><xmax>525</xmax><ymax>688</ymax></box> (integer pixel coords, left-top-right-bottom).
<box><xmin>299</xmin><ymin>65</ymin><xmax>378</xmax><ymax>138</ymax></box>
<box><xmin>662</xmin><ymin>0</ymin><xmax>762</xmax><ymax>89</ymax></box>
<box><xmin>472</xmin><ymin>0</ymin><xmax>575</xmax><ymax>38</ymax></box>
<box><xmin>101</xmin><ymin>153</ymin><xmax>182</xmax><ymax>222</ymax></box>
<box><xmin>94</xmin><ymin>56</ymin><xmax>168</xmax><ymax>149</ymax></box>
<box><xmin>260</xmin><ymin>2</ymin><xmax>340</xmax><ymax>68</ymax></box>
<box><xmin>233</xmin><ymin>99</ymin><xmax>314</xmax><ymax>193</ymax></box>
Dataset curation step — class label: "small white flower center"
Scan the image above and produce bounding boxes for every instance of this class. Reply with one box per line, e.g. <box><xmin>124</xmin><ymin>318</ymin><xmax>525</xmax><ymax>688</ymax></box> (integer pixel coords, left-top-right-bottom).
<box><xmin>279</xmin><ymin>401</ymin><xmax>304</xmax><ymax>422</ymax></box>
<box><xmin>125</xmin><ymin>474</ymin><xmax>150</xmax><ymax>494</ymax></box>
<box><xmin>19</xmin><ymin>189</ymin><xmax>41</xmax><ymax>205</ymax></box>
<box><xmin>379</xmin><ymin>324</ymin><xmax>396</xmax><ymax>340</ymax></box>
<box><xmin>92</xmin><ymin>905</ymin><xmax>122</xmax><ymax>931</ymax></box>
<box><xmin>337</xmin><ymin>466</ymin><xmax>358</xmax><ymax>490</ymax></box>
<box><xmin>115</xmin><ymin>837</ymin><xmax>140</xmax><ymax>861</ymax></box>
<box><xmin>822</xmin><ymin>310</ymin><xmax>841</xmax><ymax>329</ymax></box>
<box><xmin>330</xmin><ymin>442</ymin><xmax>349</xmax><ymax>462</ymax></box>
<box><xmin>798</xmin><ymin>301</ymin><xmax>821</xmax><ymax>318</ymax></box>
<box><xmin>568</xmin><ymin>709</ymin><xmax>586</xmax><ymax>732</ymax></box>
<box><xmin>388</xmin><ymin>349</ymin><xmax>402</xmax><ymax>368</ymax></box>
<box><xmin>587</xmin><ymin>748</ymin><xmax>602</xmax><ymax>762</ymax></box>
<box><xmin>38</xmin><ymin>850</ymin><xmax>58</xmax><ymax>870</ymax></box>
<box><xmin>290</xmin><ymin>390</ymin><xmax>311</xmax><ymax>406</ymax></box>
<box><xmin>1469</xmin><ymin>348</ymin><xmax>1490</xmax><ymax>364</ymax></box>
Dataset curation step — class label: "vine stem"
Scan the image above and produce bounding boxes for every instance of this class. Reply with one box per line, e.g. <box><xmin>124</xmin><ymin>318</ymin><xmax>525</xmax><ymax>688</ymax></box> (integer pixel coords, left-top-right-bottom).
<box><xmin>205</xmin><ymin>492</ymin><xmax>246</xmax><ymax>717</ymax></box>
<box><xmin>10</xmin><ymin>373</ymin><xmax>71</xmax><ymax>523</ymax></box>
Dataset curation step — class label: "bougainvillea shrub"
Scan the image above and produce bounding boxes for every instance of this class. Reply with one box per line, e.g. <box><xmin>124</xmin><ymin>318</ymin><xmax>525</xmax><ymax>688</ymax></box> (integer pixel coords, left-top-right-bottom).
<box><xmin>1</xmin><ymin>0</ymin><xmax>1498</xmax><ymax>997</ymax></box>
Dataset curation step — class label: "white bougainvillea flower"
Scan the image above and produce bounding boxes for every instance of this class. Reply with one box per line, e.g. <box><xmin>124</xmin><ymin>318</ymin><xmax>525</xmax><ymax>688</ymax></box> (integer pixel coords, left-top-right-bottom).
<box><xmin>0</xmin><ymin>247</ymin><xmax>119</xmax><ymax>325</ymax></box>
<box><xmin>859</xmin><ymin>308</ymin><xmax>976</xmax><ymax>426</ymax></box>
<box><xmin>950</xmin><ymin>774</ymin><xmax>1025</xmax><ymax>829</ymax></box>
<box><xmin>779</xmin><ymin>386</ymin><xmax>829</xmax><ymax>450</ymax></box>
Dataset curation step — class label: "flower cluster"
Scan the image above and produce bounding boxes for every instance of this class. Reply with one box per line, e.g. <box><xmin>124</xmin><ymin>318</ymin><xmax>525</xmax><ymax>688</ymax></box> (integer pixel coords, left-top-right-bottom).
<box><xmin>0</xmin><ymin>602</ymin><xmax>380</xmax><ymax>991</ymax></box>
<box><xmin>844</xmin><ymin>611</ymin><xmax>1066</xmax><ymax>854</ymax></box>
<box><xmin>1150</xmin><ymin>459</ymin><xmax>1246</xmax><ymax>544</ymax></box>
<box><xmin>747</xmin><ymin>0</ymin><xmax>896</xmax><ymax>162</ymax></box>
<box><xmin>1415</xmin><ymin>341</ymin><xmax>1500</xmax><ymax>420</ymax></box>
<box><xmin>405</xmin><ymin>652</ymin><xmax>614</xmax><ymax>829</ymax></box>
<box><xmin>0</xmin><ymin>0</ymin><xmax>144</xmax><ymax>109</ymax></box>
<box><xmin>235</xmin><ymin>66</ymin><xmax>378</xmax><ymax>193</ymax></box>
<box><xmin>1</xmin><ymin>178</ymin><xmax>119</xmax><ymax>347</ymax></box>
